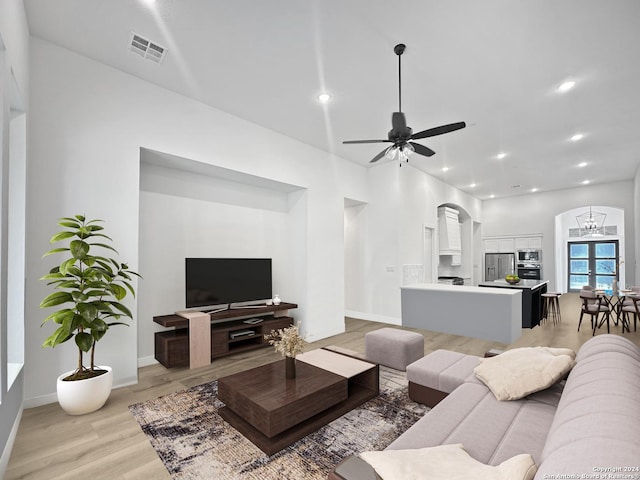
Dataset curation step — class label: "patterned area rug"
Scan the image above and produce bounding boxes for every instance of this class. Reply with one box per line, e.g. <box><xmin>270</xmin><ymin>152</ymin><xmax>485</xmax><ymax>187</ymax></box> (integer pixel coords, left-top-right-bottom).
<box><xmin>129</xmin><ymin>366</ymin><xmax>428</xmax><ymax>480</ymax></box>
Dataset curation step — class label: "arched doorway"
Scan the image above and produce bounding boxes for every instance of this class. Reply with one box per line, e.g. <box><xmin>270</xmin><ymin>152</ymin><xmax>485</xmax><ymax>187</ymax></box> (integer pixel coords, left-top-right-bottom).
<box><xmin>554</xmin><ymin>206</ymin><xmax>626</xmax><ymax>293</ymax></box>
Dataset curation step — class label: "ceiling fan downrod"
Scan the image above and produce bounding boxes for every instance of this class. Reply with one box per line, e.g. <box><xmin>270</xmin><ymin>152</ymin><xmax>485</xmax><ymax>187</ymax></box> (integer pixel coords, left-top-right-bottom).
<box><xmin>394</xmin><ymin>43</ymin><xmax>406</xmax><ymax>113</ymax></box>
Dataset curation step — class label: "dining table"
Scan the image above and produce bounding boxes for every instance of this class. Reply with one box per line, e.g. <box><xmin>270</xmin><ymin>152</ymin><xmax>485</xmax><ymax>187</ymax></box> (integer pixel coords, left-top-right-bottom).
<box><xmin>594</xmin><ymin>289</ymin><xmax>640</xmax><ymax>332</ymax></box>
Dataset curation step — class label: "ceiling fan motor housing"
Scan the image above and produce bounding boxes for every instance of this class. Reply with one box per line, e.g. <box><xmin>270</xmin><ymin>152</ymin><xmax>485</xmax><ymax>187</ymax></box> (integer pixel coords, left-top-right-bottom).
<box><xmin>388</xmin><ymin>126</ymin><xmax>413</xmax><ymax>145</ymax></box>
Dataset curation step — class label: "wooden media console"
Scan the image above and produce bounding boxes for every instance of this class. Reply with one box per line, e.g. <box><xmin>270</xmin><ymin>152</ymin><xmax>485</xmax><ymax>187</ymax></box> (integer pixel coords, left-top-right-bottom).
<box><xmin>153</xmin><ymin>302</ymin><xmax>297</xmax><ymax>368</ymax></box>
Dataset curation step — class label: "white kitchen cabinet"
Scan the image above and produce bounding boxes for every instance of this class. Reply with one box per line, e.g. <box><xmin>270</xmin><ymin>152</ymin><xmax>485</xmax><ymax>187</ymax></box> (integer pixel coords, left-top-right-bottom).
<box><xmin>483</xmin><ymin>239</ymin><xmax>499</xmax><ymax>253</ymax></box>
<box><xmin>484</xmin><ymin>237</ymin><xmax>515</xmax><ymax>253</ymax></box>
<box><xmin>498</xmin><ymin>238</ymin><xmax>515</xmax><ymax>253</ymax></box>
<box><xmin>515</xmin><ymin>236</ymin><xmax>543</xmax><ymax>250</ymax></box>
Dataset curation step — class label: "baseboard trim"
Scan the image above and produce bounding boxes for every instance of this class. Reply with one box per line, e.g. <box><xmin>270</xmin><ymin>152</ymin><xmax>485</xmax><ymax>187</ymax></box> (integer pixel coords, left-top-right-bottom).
<box><xmin>23</xmin><ymin>377</ymin><xmax>139</xmax><ymax>409</ymax></box>
<box><xmin>138</xmin><ymin>355</ymin><xmax>159</xmax><ymax>368</ymax></box>
<box><xmin>344</xmin><ymin>310</ymin><xmax>401</xmax><ymax>326</ymax></box>
<box><xmin>0</xmin><ymin>404</ymin><xmax>23</xmax><ymax>479</ymax></box>
<box><xmin>23</xmin><ymin>392</ymin><xmax>57</xmax><ymax>409</ymax></box>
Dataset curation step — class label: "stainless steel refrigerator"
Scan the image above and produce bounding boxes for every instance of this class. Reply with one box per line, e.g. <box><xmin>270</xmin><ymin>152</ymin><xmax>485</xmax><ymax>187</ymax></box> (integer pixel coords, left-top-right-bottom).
<box><xmin>485</xmin><ymin>253</ymin><xmax>515</xmax><ymax>281</ymax></box>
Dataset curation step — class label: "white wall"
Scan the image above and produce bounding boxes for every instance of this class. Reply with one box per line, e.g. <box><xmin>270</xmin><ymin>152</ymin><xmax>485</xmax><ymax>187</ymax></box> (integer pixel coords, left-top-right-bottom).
<box><xmin>25</xmin><ymin>38</ymin><xmax>367</xmax><ymax>404</ymax></box>
<box><xmin>635</xmin><ymin>167</ymin><xmax>640</xmax><ymax>284</ymax></box>
<box><xmin>347</xmin><ymin>161</ymin><xmax>482</xmax><ymax>323</ymax></box>
<box><xmin>0</xmin><ymin>0</ymin><xmax>29</xmax><ymax>474</ymax></box>
<box><xmin>482</xmin><ymin>181</ymin><xmax>636</xmax><ymax>290</ymax></box>
<box><xmin>138</xmin><ymin>160</ymin><xmax>302</xmax><ymax>363</ymax></box>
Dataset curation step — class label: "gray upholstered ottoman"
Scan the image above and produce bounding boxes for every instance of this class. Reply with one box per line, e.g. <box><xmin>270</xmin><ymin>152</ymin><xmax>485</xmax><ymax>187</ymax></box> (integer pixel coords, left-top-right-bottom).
<box><xmin>364</xmin><ymin>328</ymin><xmax>424</xmax><ymax>371</ymax></box>
<box><xmin>406</xmin><ymin>349</ymin><xmax>480</xmax><ymax>407</ymax></box>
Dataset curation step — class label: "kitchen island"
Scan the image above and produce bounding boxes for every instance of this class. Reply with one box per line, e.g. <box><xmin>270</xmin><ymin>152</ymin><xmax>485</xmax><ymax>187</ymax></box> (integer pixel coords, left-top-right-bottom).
<box><xmin>478</xmin><ymin>279</ymin><xmax>548</xmax><ymax>328</ymax></box>
<box><xmin>401</xmin><ymin>283</ymin><xmax>522</xmax><ymax>344</ymax></box>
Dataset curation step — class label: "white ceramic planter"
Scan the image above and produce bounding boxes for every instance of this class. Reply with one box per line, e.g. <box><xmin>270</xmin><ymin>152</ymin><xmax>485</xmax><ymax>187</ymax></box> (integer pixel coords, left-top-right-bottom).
<box><xmin>56</xmin><ymin>366</ymin><xmax>113</xmax><ymax>415</ymax></box>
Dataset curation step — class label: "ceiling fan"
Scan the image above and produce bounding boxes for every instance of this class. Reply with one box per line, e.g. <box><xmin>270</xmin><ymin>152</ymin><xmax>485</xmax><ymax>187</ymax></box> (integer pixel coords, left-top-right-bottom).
<box><xmin>343</xmin><ymin>43</ymin><xmax>466</xmax><ymax>165</ymax></box>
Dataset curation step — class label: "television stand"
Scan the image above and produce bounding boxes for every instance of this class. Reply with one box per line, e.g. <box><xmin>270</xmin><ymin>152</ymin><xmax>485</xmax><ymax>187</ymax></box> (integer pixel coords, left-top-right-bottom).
<box><xmin>153</xmin><ymin>302</ymin><xmax>297</xmax><ymax>369</ymax></box>
<box><xmin>229</xmin><ymin>304</ymin><xmax>274</xmax><ymax>310</ymax></box>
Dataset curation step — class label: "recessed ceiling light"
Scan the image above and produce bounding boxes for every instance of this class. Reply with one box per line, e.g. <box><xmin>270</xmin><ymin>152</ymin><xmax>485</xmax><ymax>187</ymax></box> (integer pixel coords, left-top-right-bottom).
<box><xmin>558</xmin><ymin>81</ymin><xmax>575</xmax><ymax>93</ymax></box>
<box><xmin>531</xmin><ymin>188</ymin><xmax>538</xmax><ymax>193</ymax></box>
<box><xmin>441</xmin><ymin>167</ymin><xmax>449</xmax><ymax>172</ymax></box>
<box><xmin>468</xmin><ymin>183</ymin><xmax>477</xmax><ymax>188</ymax></box>
<box><xmin>570</xmin><ymin>133</ymin><xmax>584</xmax><ymax>142</ymax></box>
<box><xmin>140</xmin><ymin>0</ymin><xmax>156</xmax><ymax>5</ymax></box>
<box><xmin>582</xmin><ymin>180</ymin><xmax>590</xmax><ymax>185</ymax></box>
<box><xmin>317</xmin><ymin>93</ymin><xmax>331</xmax><ymax>104</ymax></box>
<box><xmin>496</xmin><ymin>152</ymin><xmax>507</xmax><ymax>160</ymax></box>
<box><xmin>578</xmin><ymin>162</ymin><xmax>587</xmax><ymax>168</ymax></box>
<box><xmin>489</xmin><ymin>194</ymin><xmax>495</xmax><ymax>199</ymax></box>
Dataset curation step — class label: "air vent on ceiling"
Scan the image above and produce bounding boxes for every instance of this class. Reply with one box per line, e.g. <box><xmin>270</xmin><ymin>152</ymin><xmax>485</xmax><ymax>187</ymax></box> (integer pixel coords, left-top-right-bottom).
<box><xmin>129</xmin><ymin>33</ymin><xmax>167</xmax><ymax>63</ymax></box>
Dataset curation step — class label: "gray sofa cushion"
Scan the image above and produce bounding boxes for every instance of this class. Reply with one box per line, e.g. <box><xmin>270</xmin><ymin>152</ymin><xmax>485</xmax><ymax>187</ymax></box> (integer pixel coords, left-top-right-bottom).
<box><xmin>535</xmin><ymin>334</ymin><xmax>640</xmax><ymax>479</ymax></box>
<box><xmin>406</xmin><ymin>349</ymin><xmax>481</xmax><ymax>393</ymax></box>
<box><xmin>386</xmin><ymin>381</ymin><xmax>558</xmax><ymax>465</ymax></box>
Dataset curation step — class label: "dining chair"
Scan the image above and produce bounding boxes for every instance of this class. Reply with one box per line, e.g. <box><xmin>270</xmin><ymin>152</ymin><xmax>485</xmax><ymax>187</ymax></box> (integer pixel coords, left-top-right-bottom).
<box><xmin>579</xmin><ymin>290</ymin><xmax>611</xmax><ymax>335</ymax></box>
<box><xmin>620</xmin><ymin>292</ymin><xmax>640</xmax><ymax>333</ymax></box>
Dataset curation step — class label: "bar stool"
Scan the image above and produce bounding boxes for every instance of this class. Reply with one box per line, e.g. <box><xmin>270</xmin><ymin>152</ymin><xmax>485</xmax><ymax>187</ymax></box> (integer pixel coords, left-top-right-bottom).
<box><xmin>541</xmin><ymin>292</ymin><xmax>561</xmax><ymax>325</ymax></box>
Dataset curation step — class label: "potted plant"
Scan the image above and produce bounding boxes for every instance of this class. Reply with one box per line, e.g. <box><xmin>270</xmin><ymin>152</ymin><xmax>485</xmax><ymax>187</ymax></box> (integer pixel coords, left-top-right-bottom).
<box><xmin>40</xmin><ymin>214</ymin><xmax>141</xmax><ymax>415</ymax></box>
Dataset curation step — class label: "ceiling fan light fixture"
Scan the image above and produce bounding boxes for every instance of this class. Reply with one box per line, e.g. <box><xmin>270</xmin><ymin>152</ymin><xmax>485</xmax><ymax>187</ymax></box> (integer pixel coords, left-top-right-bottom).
<box><xmin>384</xmin><ymin>146</ymin><xmax>397</xmax><ymax>160</ymax></box>
<box><xmin>402</xmin><ymin>143</ymin><xmax>415</xmax><ymax>158</ymax></box>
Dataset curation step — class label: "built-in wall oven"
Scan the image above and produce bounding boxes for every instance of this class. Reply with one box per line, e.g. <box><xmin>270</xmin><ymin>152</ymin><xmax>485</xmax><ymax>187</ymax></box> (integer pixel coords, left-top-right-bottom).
<box><xmin>517</xmin><ymin>249</ymin><xmax>542</xmax><ymax>280</ymax></box>
<box><xmin>517</xmin><ymin>264</ymin><xmax>542</xmax><ymax>280</ymax></box>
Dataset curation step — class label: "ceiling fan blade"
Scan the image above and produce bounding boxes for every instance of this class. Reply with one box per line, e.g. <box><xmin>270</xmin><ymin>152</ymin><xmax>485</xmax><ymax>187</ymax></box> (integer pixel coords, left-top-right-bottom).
<box><xmin>391</xmin><ymin>112</ymin><xmax>407</xmax><ymax>132</ymax></box>
<box><xmin>411</xmin><ymin>121</ymin><xmax>466</xmax><ymax>140</ymax></box>
<box><xmin>409</xmin><ymin>142</ymin><xmax>435</xmax><ymax>157</ymax></box>
<box><xmin>343</xmin><ymin>139</ymin><xmax>391</xmax><ymax>144</ymax></box>
<box><xmin>370</xmin><ymin>148</ymin><xmax>389</xmax><ymax>163</ymax></box>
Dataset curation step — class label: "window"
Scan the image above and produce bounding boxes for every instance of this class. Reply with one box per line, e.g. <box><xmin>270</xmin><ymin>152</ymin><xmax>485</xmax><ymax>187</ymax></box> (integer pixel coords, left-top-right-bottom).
<box><xmin>567</xmin><ymin>240</ymin><xmax>619</xmax><ymax>292</ymax></box>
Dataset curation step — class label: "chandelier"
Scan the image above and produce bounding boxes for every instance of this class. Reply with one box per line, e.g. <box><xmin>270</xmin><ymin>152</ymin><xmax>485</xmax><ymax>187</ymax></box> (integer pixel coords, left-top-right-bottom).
<box><xmin>576</xmin><ymin>206</ymin><xmax>606</xmax><ymax>236</ymax></box>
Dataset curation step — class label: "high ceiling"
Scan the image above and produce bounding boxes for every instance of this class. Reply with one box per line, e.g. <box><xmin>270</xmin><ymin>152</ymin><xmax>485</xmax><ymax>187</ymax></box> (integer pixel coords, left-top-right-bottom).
<box><xmin>23</xmin><ymin>0</ymin><xmax>640</xmax><ymax>199</ymax></box>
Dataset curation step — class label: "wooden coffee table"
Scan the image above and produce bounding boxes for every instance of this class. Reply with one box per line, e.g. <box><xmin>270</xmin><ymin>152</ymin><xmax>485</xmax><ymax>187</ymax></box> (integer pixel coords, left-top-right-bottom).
<box><xmin>217</xmin><ymin>348</ymin><xmax>379</xmax><ymax>455</ymax></box>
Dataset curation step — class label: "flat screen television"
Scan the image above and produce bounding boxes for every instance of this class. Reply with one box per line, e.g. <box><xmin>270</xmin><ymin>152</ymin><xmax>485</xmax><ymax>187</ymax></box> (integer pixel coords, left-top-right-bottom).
<box><xmin>185</xmin><ymin>258</ymin><xmax>272</xmax><ymax>309</ymax></box>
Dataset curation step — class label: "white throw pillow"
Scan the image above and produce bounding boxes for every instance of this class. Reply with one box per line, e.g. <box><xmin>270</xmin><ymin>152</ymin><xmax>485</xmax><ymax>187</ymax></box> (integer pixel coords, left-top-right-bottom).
<box><xmin>360</xmin><ymin>443</ymin><xmax>537</xmax><ymax>480</ymax></box>
<box><xmin>474</xmin><ymin>347</ymin><xmax>576</xmax><ymax>401</ymax></box>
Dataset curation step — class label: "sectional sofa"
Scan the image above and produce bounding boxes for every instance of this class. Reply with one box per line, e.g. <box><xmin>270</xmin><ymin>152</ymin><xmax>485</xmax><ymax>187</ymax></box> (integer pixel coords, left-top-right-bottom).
<box><xmin>329</xmin><ymin>334</ymin><xmax>640</xmax><ymax>480</ymax></box>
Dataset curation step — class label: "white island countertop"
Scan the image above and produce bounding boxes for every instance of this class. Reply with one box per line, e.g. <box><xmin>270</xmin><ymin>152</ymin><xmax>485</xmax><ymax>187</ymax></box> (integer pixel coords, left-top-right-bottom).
<box><xmin>478</xmin><ymin>279</ymin><xmax>548</xmax><ymax>290</ymax></box>
<box><xmin>401</xmin><ymin>283</ymin><xmax>520</xmax><ymax>295</ymax></box>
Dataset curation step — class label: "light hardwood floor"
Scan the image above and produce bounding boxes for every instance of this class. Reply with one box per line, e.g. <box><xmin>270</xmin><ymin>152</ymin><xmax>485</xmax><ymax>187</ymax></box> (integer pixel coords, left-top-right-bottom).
<box><xmin>6</xmin><ymin>293</ymin><xmax>640</xmax><ymax>479</ymax></box>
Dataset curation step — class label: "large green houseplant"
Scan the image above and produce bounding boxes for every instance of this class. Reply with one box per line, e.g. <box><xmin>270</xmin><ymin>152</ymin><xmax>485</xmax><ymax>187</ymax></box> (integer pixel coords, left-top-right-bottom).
<box><xmin>40</xmin><ymin>215</ymin><xmax>140</xmax><ymax>413</ymax></box>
